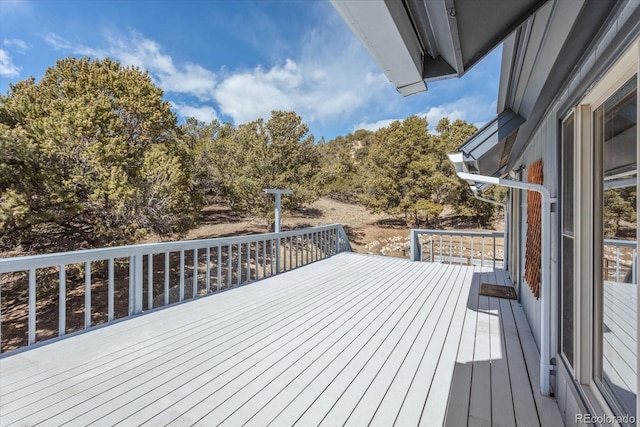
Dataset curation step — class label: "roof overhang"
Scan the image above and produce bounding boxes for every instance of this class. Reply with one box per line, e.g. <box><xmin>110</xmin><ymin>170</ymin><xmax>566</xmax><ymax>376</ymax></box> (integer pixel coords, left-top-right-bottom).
<box><xmin>457</xmin><ymin>110</ymin><xmax>525</xmax><ymax>177</ymax></box>
<box><xmin>447</xmin><ymin>152</ymin><xmax>493</xmax><ymax>193</ymax></box>
<box><xmin>497</xmin><ymin>0</ymin><xmax>625</xmax><ymax>172</ymax></box>
<box><xmin>330</xmin><ymin>0</ymin><xmax>548</xmax><ymax>96</ymax></box>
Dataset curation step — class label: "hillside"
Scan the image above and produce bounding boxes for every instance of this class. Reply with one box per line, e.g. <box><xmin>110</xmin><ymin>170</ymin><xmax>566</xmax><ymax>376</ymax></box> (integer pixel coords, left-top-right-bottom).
<box><xmin>144</xmin><ymin>197</ymin><xmax>504</xmax><ymax>258</ymax></box>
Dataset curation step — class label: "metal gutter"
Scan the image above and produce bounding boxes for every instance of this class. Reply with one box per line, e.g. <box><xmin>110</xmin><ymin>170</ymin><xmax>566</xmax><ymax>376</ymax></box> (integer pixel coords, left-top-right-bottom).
<box><xmin>458</xmin><ymin>172</ymin><xmax>556</xmax><ymax>396</ymax></box>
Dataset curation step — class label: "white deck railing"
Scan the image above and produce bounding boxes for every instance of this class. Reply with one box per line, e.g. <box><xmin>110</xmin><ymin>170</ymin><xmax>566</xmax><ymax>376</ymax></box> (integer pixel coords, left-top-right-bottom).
<box><xmin>604</xmin><ymin>238</ymin><xmax>637</xmax><ymax>283</ymax></box>
<box><xmin>410</xmin><ymin>229</ymin><xmax>504</xmax><ymax>269</ymax></box>
<box><xmin>0</xmin><ymin>224</ymin><xmax>351</xmax><ymax>353</ymax></box>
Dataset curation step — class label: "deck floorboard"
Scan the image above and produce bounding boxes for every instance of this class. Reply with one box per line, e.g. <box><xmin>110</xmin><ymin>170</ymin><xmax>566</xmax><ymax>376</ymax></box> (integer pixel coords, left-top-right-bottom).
<box><xmin>0</xmin><ymin>253</ymin><xmax>563</xmax><ymax>426</ymax></box>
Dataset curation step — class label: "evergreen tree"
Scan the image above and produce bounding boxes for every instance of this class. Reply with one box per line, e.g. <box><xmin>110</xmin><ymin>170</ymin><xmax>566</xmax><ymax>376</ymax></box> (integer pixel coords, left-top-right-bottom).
<box><xmin>208</xmin><ymin>111</ymin><xmax>321</xmax><ymax>226</ymax></box>
<box><xmin>604</xmin><ymin>187</ymin><xmax>636</xmax><ymax>236</ymax></box>
<box><xmin>0</xmin><ymin>57</ymin><xmax>199</xmax><ymax>250</ymax></box>
<box><xmin>317</xmin><ymin>134</ymin><xmax>363</xmax><ymax>203</ymax></box>
<box><xmin>359</xmin><ymin>116</ymin><xmax>440</xmax><ymax>225</ymax></box>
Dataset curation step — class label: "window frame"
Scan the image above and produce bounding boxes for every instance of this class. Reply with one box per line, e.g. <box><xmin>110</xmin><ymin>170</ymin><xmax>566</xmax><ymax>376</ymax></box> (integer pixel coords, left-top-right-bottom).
<box><xmin>571</xmin><ymin>39</ymin><xmax>639</xmax><ymax>421</ymax></box>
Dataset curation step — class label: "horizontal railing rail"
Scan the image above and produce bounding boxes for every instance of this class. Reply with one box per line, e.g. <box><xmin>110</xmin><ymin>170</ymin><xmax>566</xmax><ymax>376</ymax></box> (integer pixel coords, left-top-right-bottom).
<box><xmin>410</xmin><ymin>229</ymin><xmax>504</xmax><ymax>269</ymax></box>
<box><xmin>604</xmin><ymin>238</ymin><xmax>637</xmax><ymax>283</ymax></box>
<box><xmin>0</xmin><ymin>224</ymin><xmax>351</xmax><ymax>354</ymax></box>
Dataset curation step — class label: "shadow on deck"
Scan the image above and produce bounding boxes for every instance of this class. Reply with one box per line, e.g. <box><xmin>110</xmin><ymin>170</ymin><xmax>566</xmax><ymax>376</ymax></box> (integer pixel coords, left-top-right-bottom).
<box><xmin>445</xmin><ymin>269</ymin><xmax>562</xmax><ymax>427</ymax></box>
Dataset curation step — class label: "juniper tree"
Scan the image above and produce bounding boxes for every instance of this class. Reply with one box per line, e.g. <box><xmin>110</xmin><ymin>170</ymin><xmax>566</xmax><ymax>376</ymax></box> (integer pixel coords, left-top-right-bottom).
<box><xmin>0</xmin><ymin>57</ymin><xmax>199</xmax><ymax>250</ymax></box>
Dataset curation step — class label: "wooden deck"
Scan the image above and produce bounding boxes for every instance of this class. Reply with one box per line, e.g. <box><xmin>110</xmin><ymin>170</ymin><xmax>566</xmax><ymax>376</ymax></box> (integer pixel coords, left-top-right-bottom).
<box><xmin>0</xmin><ymin>253</ymin><xmax>563</xmax><ymax>426</ymax></box>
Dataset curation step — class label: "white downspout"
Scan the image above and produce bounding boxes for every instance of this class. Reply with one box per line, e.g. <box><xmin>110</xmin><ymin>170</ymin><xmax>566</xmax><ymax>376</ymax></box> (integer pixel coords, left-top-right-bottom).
<box><xmin>458</xmin><ymin>172</ymin><xmax>556</xmax><ymax>396</ymax></box>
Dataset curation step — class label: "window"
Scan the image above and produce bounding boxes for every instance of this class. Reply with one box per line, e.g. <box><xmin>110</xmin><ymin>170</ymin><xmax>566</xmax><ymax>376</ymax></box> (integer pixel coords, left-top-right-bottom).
<box><xmin>593</xmin><ymin>75</ymin><xmax>637</xmax><ymax>423</ymax></box>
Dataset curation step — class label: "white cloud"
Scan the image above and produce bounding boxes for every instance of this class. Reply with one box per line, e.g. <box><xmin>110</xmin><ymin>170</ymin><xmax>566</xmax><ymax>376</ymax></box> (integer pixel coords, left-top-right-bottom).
<box><xmin>0</xmin><ymin>49</ymin><xmax>20</xmax><ymax>77</ymax></box>
<box><xmin>214</xmin><ymin>31</ymin><xmax>392</xmax><ymax>126</ymax></box>
<box><xmin>38</xmin><ymin>11</ymin><xmax>402</xmax><ymax>135</ymax></box>
<box><xmin>351</xmin><ymin>118</ymin><xmax>399</xmax><ymax>133</ymax></box>
<box><xmin>45</xmin><ymin>33</ymin><xmax>105</xmax><ymax>57</ymax></box>
<box><xmin>3</xmin><ymin>38</ymin><xmax>30</xmax><ymax>52</ymax></box>
<box><xmin>171</xmin><ymin>102</ymin><xmax>218</xmax><ymax>123</ymax></box>
<box><xmin>159</xmin><ymin>63</ymin><xmax>217</xmax><ymax>100</ymax></box>
<box><xmin>422</xmin><ymin>106</ymin><xmax>465</xmax><ymax>129</ymax></box>
<box><xmin>213</xmin><ymin>59</ymin><xmax>300</xmax><ymax>124</ymax></box>
<box><xmin>44</xmin><ymin>32</ymin><xmax>218</xmax><ymax>102</ymax></box>
<box><xmin>349</xmin><ymin>97</ymin><xmax>497</xmax><ymax>135</ymax></box>
<box><xmin>420</xmin><ymin>97</ymin><xmax>497</xmax><ymax>131</ymax></box>
<box><xmin>107</xmin><ymin>33</ymin><xmax>217</xmax><ymax>101</ymax></box>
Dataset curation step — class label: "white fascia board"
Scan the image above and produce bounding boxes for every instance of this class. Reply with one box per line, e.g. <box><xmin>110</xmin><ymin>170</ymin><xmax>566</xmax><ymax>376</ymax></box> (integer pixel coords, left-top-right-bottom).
<box><xmin>498</xmin><ymin>34</ymin><xmax>517</xmax><ymax>113</ymax></box>
<box><xmin>398</xmin><ymin>81</ymin><xmax>428</xmax><ymax>96</ymax></box>
<box><xmin>518</xmin><ymin>0</ymin><xmax>585</xmax><ymax>116</ymax></box>
<box><xmin>447</xmin><ymin>152</ymin><xmax>466</xmax><ymax>173</ymax></box>
<box><xmin>331</xmin><ymin>0</ymin><xmax>426</xmax><ymax>95</ymax></box>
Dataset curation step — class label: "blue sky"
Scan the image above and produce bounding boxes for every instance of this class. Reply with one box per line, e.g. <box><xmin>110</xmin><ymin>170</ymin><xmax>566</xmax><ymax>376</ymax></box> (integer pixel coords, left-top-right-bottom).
<box><xmin>0</xmin><ymin>0</ymin><xmax>502</xmax><ymax>141</ymax></box>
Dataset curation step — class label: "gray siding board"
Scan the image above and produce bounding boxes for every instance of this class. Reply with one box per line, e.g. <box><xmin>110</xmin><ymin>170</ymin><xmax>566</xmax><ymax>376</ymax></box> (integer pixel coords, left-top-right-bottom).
<box><xmin>515</xmin><ymin>116</ymin><xmax>559</xmax><ymax>351</ymax></box>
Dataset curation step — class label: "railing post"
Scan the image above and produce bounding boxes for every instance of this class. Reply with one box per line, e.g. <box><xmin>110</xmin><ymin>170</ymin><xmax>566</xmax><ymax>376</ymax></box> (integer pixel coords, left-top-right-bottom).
<box><xmin>164</xmin><ymin>252</ymin><xmax>170</xmax><ymax>306</ymax></box>
<box><xmin>148</xmin><ymin>254</ymin><xmax>154</xmax><ymax>310</ymax></box>
<box><xmin>85</xmin><ymin>262</ymin><xmax>91</xmax><ymax>328</ymax></box>
<box><xmin>109</xmin><ymin>258</ymin><xmax>115</xmax><ymax>321</ymax></box>
<box><xmin>270</xmin><ymin>240</ymin><xmax>275</xmax><ymax>275</ymax></box>
<box><xmin>633</xmin><ymin>248</ymin><xmax>637</xmax><ymax>284</ymax></box>
<box><xmin>248</xmin><ymin>242</ymin><xmax>253</xmax><ymax>280</ymax></box>
<box><xmin>493</xmin><ymin>236</ymin><xmax>496</xmax><ymax>270</ymax></box>
<box><xmin>205</xmin><ymin>247</ymin><xmax>211</xmax><ymax>293</ymax></box>
<box><xmin>470</xmin><ymin>238</ymin><xmax>474</xmax><ymax>266</ymax></box>
<box><xmin>130</xmin><ymin>254</ymin><xmax>143</xmax><ymax>315</ymax></box>
<box><xmin>218</xmin><ymin>247</ymin><xmax>223</xmax><ymax>291</ymax></box>
<box><xmin>28</xmin><ymin>268</ymin><xmax>36</xmax><ymax>345</ymax></box>
<box><xmin>194</xmin><ymin>249</ymin><xmax>199</xmax><ymax>296</ymax></box>
<box><xmin>410</xmin><ymin>230</ymin><xmax>421</xmax><ymax>261</ymax></box>
<box><xmin>276</xmin><ymin>236</ymin><xmax>281</xmax><ymax>273</ymax></box>
<box><xmin>237</xmin><ymin>243</ymin><xmax>242</xmax><ymax>285</ymax></box>
<box><xmin>59</xmin><ymin>265</ymin><xmax>66</xmax><ymax>336</ymax></box>
<box><xmin>430</xmin><ymin>235</ymin><xmax>433</xmax><ymax>262</ymax></box>
<box><xmin>180</xmin><ymin>250</ymin><xmax>185</xmax><ymax>301</ymax></box>
<box><xmin>229</xmin><ymin>244</ymin><xmax>234</xmax><ymax>284</ymax></box>
<box><xmin>615</xmin><ymin>247</ymin><xmax>621</xmax><ymax>282</ymax></box>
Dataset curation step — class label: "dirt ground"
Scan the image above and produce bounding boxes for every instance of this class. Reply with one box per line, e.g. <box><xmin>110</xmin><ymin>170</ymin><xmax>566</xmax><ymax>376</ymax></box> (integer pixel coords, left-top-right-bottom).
<box><xmin>146</xmin><ymin>197</ymin><xmax>503</xmax><ymax>258</ymax></box>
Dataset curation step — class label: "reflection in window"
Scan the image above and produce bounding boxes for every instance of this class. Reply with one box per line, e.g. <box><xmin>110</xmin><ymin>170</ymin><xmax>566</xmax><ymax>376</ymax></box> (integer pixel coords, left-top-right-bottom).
<box><xmin>595</xmin><ymin>75</ymin><xmax>637</xmax><ymax>424</ymax></box>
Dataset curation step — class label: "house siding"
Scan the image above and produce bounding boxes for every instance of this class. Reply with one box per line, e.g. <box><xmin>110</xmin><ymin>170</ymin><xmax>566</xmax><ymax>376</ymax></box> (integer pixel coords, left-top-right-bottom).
<box><xmin>513</xmin><ymin>119</ymin><xmax>560</xmax><ymax>356</ymax></box>
<box><xmin>508</xmin><ymin>0</ymin><xmax>639</xmax><ymax>422</ymax></box>
<box><xmin>512</xmin><ymin>0</ymin><xmax>639</xmax><ymax>358</ymax></box>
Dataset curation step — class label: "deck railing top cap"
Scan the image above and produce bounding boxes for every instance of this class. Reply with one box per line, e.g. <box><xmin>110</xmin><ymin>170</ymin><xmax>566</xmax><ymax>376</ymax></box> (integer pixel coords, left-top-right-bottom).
<box><xmin>410</xmin><ymin>229</ymin><xmax>502</xmax><ymax>236</ymax></box>
<box><xmin>0</xmin><ymin>223</ymin><xmax>347</xmax><ymax>272</ymax></box>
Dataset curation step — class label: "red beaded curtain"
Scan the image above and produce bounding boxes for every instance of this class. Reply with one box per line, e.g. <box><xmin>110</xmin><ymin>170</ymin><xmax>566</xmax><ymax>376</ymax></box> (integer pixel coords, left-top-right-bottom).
<box><xmin>524</xmin><ymin>159</ymin><xmax>543</xmax><ymax>299</ymax></box>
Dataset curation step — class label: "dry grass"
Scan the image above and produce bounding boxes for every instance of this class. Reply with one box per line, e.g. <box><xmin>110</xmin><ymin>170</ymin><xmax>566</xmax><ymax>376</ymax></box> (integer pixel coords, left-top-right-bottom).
<box><xmin>154</xmin><ymin>197</ymin><xmax>503</xmax><ymax>258</ymax></box>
